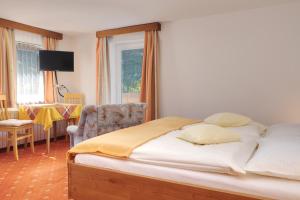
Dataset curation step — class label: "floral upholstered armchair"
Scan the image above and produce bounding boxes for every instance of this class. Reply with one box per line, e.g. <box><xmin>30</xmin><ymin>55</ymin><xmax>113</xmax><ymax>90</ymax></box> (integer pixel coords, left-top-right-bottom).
<box><xmin>67</xmin><ymin>103</ymin><xmax>146</xmax><ymax>147</ymax></box>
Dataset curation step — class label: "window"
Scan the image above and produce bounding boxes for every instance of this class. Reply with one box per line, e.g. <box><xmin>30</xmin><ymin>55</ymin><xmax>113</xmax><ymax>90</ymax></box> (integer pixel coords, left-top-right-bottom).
<box><xmin>15</xmin><ymin>31</ymin><xmax>44</xmax><ymax>104</ymax></box>
<box><xmin>121</xmin><ymin>48</ymin><xmax>143</xmax><ymax>103</ymax></box>
<box><xmin>109</xmin><ymin>33</ymin><xmax>144</xmax><ymax>104</ymax></box>
<box><xmin>16</xmin><ymin>43</ymin><xmax>44</xmax><ymax>104</ymax></box>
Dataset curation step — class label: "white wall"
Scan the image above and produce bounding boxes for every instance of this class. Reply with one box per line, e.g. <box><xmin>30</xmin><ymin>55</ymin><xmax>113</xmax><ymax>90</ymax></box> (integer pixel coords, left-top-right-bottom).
<box><xmin>56</xmin><ymin>34</ymin><xmax>97</xmax><ymax>104</ymax></box>
<box><xmin>73</xmin><ymin>33</ymin><xmax>97</xmax><ymax>105</ymax></box>
<box><xmin>57</xmin><ymin>35</ymin><xmax>77</xmax><ymax>92</ymax></box>
<box><xmin>59</xmin><ymin>2</ymin><xmax>300</xmax><ymax>125</ymax></box>
<box><xmin>159</xmin><ymin>2</ymin><xmax>300</xmax><ymax>124</ymax></box>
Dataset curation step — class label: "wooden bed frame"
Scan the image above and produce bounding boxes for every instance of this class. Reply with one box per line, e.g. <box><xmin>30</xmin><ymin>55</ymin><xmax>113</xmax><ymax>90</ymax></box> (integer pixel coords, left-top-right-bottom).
<box><xmin>68</xmin><ymin>160</ymin><xmax>266</xmax><ymax>200</ymax></box>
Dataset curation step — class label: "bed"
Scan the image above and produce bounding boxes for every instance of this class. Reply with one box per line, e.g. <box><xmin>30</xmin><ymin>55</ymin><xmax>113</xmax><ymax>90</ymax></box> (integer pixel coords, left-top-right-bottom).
<box><xmin>67</xmin><ymin>117</ymin><xmax>300</xmax><ymax>200</ymax></box>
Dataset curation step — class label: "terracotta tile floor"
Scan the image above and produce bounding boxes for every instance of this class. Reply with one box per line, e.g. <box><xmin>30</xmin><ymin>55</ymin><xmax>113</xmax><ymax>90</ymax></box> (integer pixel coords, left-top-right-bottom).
<box><xmin>0</xmin><ymin>139</ymin><xmax>69</xmax><ymax>200</ymax></box>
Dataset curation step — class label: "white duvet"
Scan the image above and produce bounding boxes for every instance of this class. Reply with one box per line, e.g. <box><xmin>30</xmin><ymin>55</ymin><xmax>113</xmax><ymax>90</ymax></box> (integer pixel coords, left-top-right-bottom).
<box><xmin>129</xmin><ymin>124</ymin><xmax>260</xmax><ymax>175</ymax></box>
<box><xmin>246</xmin><ymin>123</ymin><xmax>300</xmax><ymax>181</ymax></box>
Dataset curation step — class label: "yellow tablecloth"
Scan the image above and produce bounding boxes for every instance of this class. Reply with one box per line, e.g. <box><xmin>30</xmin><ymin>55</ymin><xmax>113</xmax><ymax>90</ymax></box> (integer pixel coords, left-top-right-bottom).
<box><xmin>19</xmin><ymin>104</ymin><xmax>82</xmax><ymax>130</ymax></box>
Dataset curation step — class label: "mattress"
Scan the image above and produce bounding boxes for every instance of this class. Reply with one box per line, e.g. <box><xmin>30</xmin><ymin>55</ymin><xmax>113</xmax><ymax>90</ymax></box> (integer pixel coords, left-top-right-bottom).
<box><xmin>75</xmin><ymin>153</ymin><xmax>300</xmax><ymax>200</ymax></box>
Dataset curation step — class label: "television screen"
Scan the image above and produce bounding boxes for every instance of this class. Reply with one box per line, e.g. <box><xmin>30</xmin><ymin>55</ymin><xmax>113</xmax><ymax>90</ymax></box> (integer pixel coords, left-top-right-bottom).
<box><xmin>39</xmin><ymin>50</ymin><xmax>74</xmax><ymax>71</ymax></box>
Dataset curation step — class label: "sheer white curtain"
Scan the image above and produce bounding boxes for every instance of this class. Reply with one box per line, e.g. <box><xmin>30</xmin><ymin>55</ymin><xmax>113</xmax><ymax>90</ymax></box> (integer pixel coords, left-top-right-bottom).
<box><xmin>15</xmin><ymin>30</ymin><xmax>44</xmax><ymax>104</ymax></box>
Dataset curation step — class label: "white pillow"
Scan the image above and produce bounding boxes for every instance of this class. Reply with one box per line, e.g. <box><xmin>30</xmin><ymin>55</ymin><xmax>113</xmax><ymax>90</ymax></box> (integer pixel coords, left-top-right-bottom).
<box><xmin>248</xmin><ymin>121</ymin><xmax>267</xmax><ymax>136</ymax></box>
<box><xmin>177</xmin><ymin>124</ymin><xmax>240</xmax><ymax>145</ymax></box>
<box><xmin>182</xmin><ymin>123</ymin><xmax>261</xmax><ymax>142</ymax></box>
<box><xmin>266</xmin><ymin>123</ymin><xmax>300</xmax><ymax>138</ymax></box>
<box><xmin>204</xmin><ymin>112</ymin><xmax>251</xmax><ymax>127</ymax></box>
<box><xmin>228</xmin><ymin>125</ymin><xmax>261</xmax><ymax>142</ymax></box>
<box><xmin>246</xmin><ymin>124</ymin><xmax>300</xmax><ymax>181</ymax></box>
<box><xmin>215</xmin><ymin>121</ymin><xmax>267</xmax><ymax>136</ymax></box>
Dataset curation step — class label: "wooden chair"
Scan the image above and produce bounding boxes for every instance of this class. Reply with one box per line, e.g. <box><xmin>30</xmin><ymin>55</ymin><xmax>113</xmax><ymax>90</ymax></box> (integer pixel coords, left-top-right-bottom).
<box><xmin>0</xmin><ymin>95</ymin><xmax>34</xmax><ymax>160</ymax></box>
<box><xmin>64</xmin><ymin>93</ymin><xmax>84</xmax><ymax>105</ymax></box>
<box><xmin>63</xmin><ymin>93</ymin><xmax>84</xmax><ymax>140</ymax></box>
<box><xmin>64</xmin><ymin>93</ymin><xmax>84</xmax><ymax>125</ymax></box>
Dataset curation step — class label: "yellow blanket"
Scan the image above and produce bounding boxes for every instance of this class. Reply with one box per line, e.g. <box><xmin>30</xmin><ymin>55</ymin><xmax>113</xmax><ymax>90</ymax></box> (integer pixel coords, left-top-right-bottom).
<box><xmin>68</xmin><ymin>117</ymin><xmax>200</xmax><ymax>160</ymax></box>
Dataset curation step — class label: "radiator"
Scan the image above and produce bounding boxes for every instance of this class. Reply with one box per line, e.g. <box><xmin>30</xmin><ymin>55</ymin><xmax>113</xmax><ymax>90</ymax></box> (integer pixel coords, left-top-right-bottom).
<box><xmin>0</xmin><ymin>110</ymin><xmax>68</xmax><ymax>149</ymax></box>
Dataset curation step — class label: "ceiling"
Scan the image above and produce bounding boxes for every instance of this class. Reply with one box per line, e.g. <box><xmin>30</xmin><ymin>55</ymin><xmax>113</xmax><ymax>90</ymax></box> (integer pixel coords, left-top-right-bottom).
<box><xmin>0</xmin><ymin>0</ymin><xmax>297</xmax><ymax>35</ymax></box>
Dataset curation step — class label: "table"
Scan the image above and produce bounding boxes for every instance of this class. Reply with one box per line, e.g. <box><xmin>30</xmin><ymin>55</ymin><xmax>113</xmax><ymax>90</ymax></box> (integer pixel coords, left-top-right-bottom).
<box><xmin>19</xmin><ymin>103</ymin><xmax>82</xmax><ymax>153</ymax></box>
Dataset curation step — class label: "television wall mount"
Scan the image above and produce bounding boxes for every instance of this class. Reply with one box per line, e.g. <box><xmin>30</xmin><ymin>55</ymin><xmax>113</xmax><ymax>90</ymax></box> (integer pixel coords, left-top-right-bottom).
<box><xmin>54</xmin><ymin>71</ymin><xmax>69</xmax><ymax>97</ymax></box>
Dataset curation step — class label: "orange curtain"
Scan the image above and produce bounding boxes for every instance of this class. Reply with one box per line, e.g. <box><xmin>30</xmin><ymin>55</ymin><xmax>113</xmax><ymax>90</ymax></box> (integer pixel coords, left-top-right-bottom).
<box><xmin>43</xmin><ymin>37</ymin><xmax>57</xmax><ymax>103</ymax></box>
<box><xmin>140</xmin><ymin>31</ymin><xmax>159</xmax><ymax>122</ymax></box>
<box><xmin>0</xmin><ymin>28</ymin><xmax>16</xmax><ymax>107</ymax></box>
<box><xmin>96</xmin><ymin>37</ymin><xmax>111</xmax><ymax>105</ymax></box>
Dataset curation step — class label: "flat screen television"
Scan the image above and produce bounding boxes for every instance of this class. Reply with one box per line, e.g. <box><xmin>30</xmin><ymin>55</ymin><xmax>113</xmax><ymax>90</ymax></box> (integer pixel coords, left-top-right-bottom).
<box><xmin>39</xmin><ymin>50</ymin><xmax>74</xmax><ymax>71</ymax></box>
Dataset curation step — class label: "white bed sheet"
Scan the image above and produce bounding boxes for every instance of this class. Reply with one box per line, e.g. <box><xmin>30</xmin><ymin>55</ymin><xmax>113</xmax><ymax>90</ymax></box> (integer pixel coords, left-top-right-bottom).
<box><xmin>75</xmin><ymin>154</ymin><xmax>300</xmax><ymax>200</ymax></box>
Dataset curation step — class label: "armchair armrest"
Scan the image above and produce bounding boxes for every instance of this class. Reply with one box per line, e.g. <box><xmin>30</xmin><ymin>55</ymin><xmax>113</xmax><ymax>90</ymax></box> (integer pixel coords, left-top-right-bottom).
<box><xmin>67</xmin><ymin>125</ymin><xmax>79</xmax><ymax>136</ymax></box>
<box><xmin>67</xmin><ymin>125</ymin><xmax>79</xmax><ymax>148</ymax></box>
<box><xmin>66</xmin><ymin>105</ymin><xmax>97</xmax><ymax>147</ymax></box>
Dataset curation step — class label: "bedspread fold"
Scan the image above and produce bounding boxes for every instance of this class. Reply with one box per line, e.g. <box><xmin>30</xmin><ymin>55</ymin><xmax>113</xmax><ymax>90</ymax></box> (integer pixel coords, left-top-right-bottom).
<box><xmin>68</xmin><ymin>117</ymin><xmax>200</xmax><ymax>160</ymax></box>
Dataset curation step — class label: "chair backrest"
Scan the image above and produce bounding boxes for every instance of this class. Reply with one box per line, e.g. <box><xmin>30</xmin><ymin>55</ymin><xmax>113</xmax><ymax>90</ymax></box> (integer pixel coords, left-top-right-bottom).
<box><xmin>64</xmin><ymin>93</ymin><xmax>84</xmax><ymax>104</ymax></box>
<box><xmin>0</xmin><ymin>95</ymin><xmax>8</xmax><ymax>120</ymax></box>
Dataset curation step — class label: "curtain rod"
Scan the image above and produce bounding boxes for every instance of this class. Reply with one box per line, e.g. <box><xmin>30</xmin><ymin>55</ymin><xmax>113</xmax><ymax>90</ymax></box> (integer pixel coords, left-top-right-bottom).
<box><xmin>96</xmin><ymin>22</ymin><xmax>161</xmax><ymax>38</ymax></box>
<box><xmin>16</xmin><ymin>41</ymin><xmax>42</xmax><ymax>48</ymax></box>
<box><xmin>0</xmin><ymin>18</ymin><xmax>63</xmax><ymax>40</ymax></box>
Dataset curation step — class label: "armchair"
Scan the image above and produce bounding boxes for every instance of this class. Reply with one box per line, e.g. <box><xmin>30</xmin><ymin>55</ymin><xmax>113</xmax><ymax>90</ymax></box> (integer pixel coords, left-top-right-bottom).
<box><xmin>67</xmin><ymin>103</ymin><xmax>146</xmax><ymax>147</ymax></box>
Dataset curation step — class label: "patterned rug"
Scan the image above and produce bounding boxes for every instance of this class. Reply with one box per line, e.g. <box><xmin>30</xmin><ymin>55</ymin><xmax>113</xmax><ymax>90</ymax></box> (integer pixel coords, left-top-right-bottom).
<box><xmin>0</xmin><ymin>140</ymin><xmax>69</xmax><ymax>200</ymax></box>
